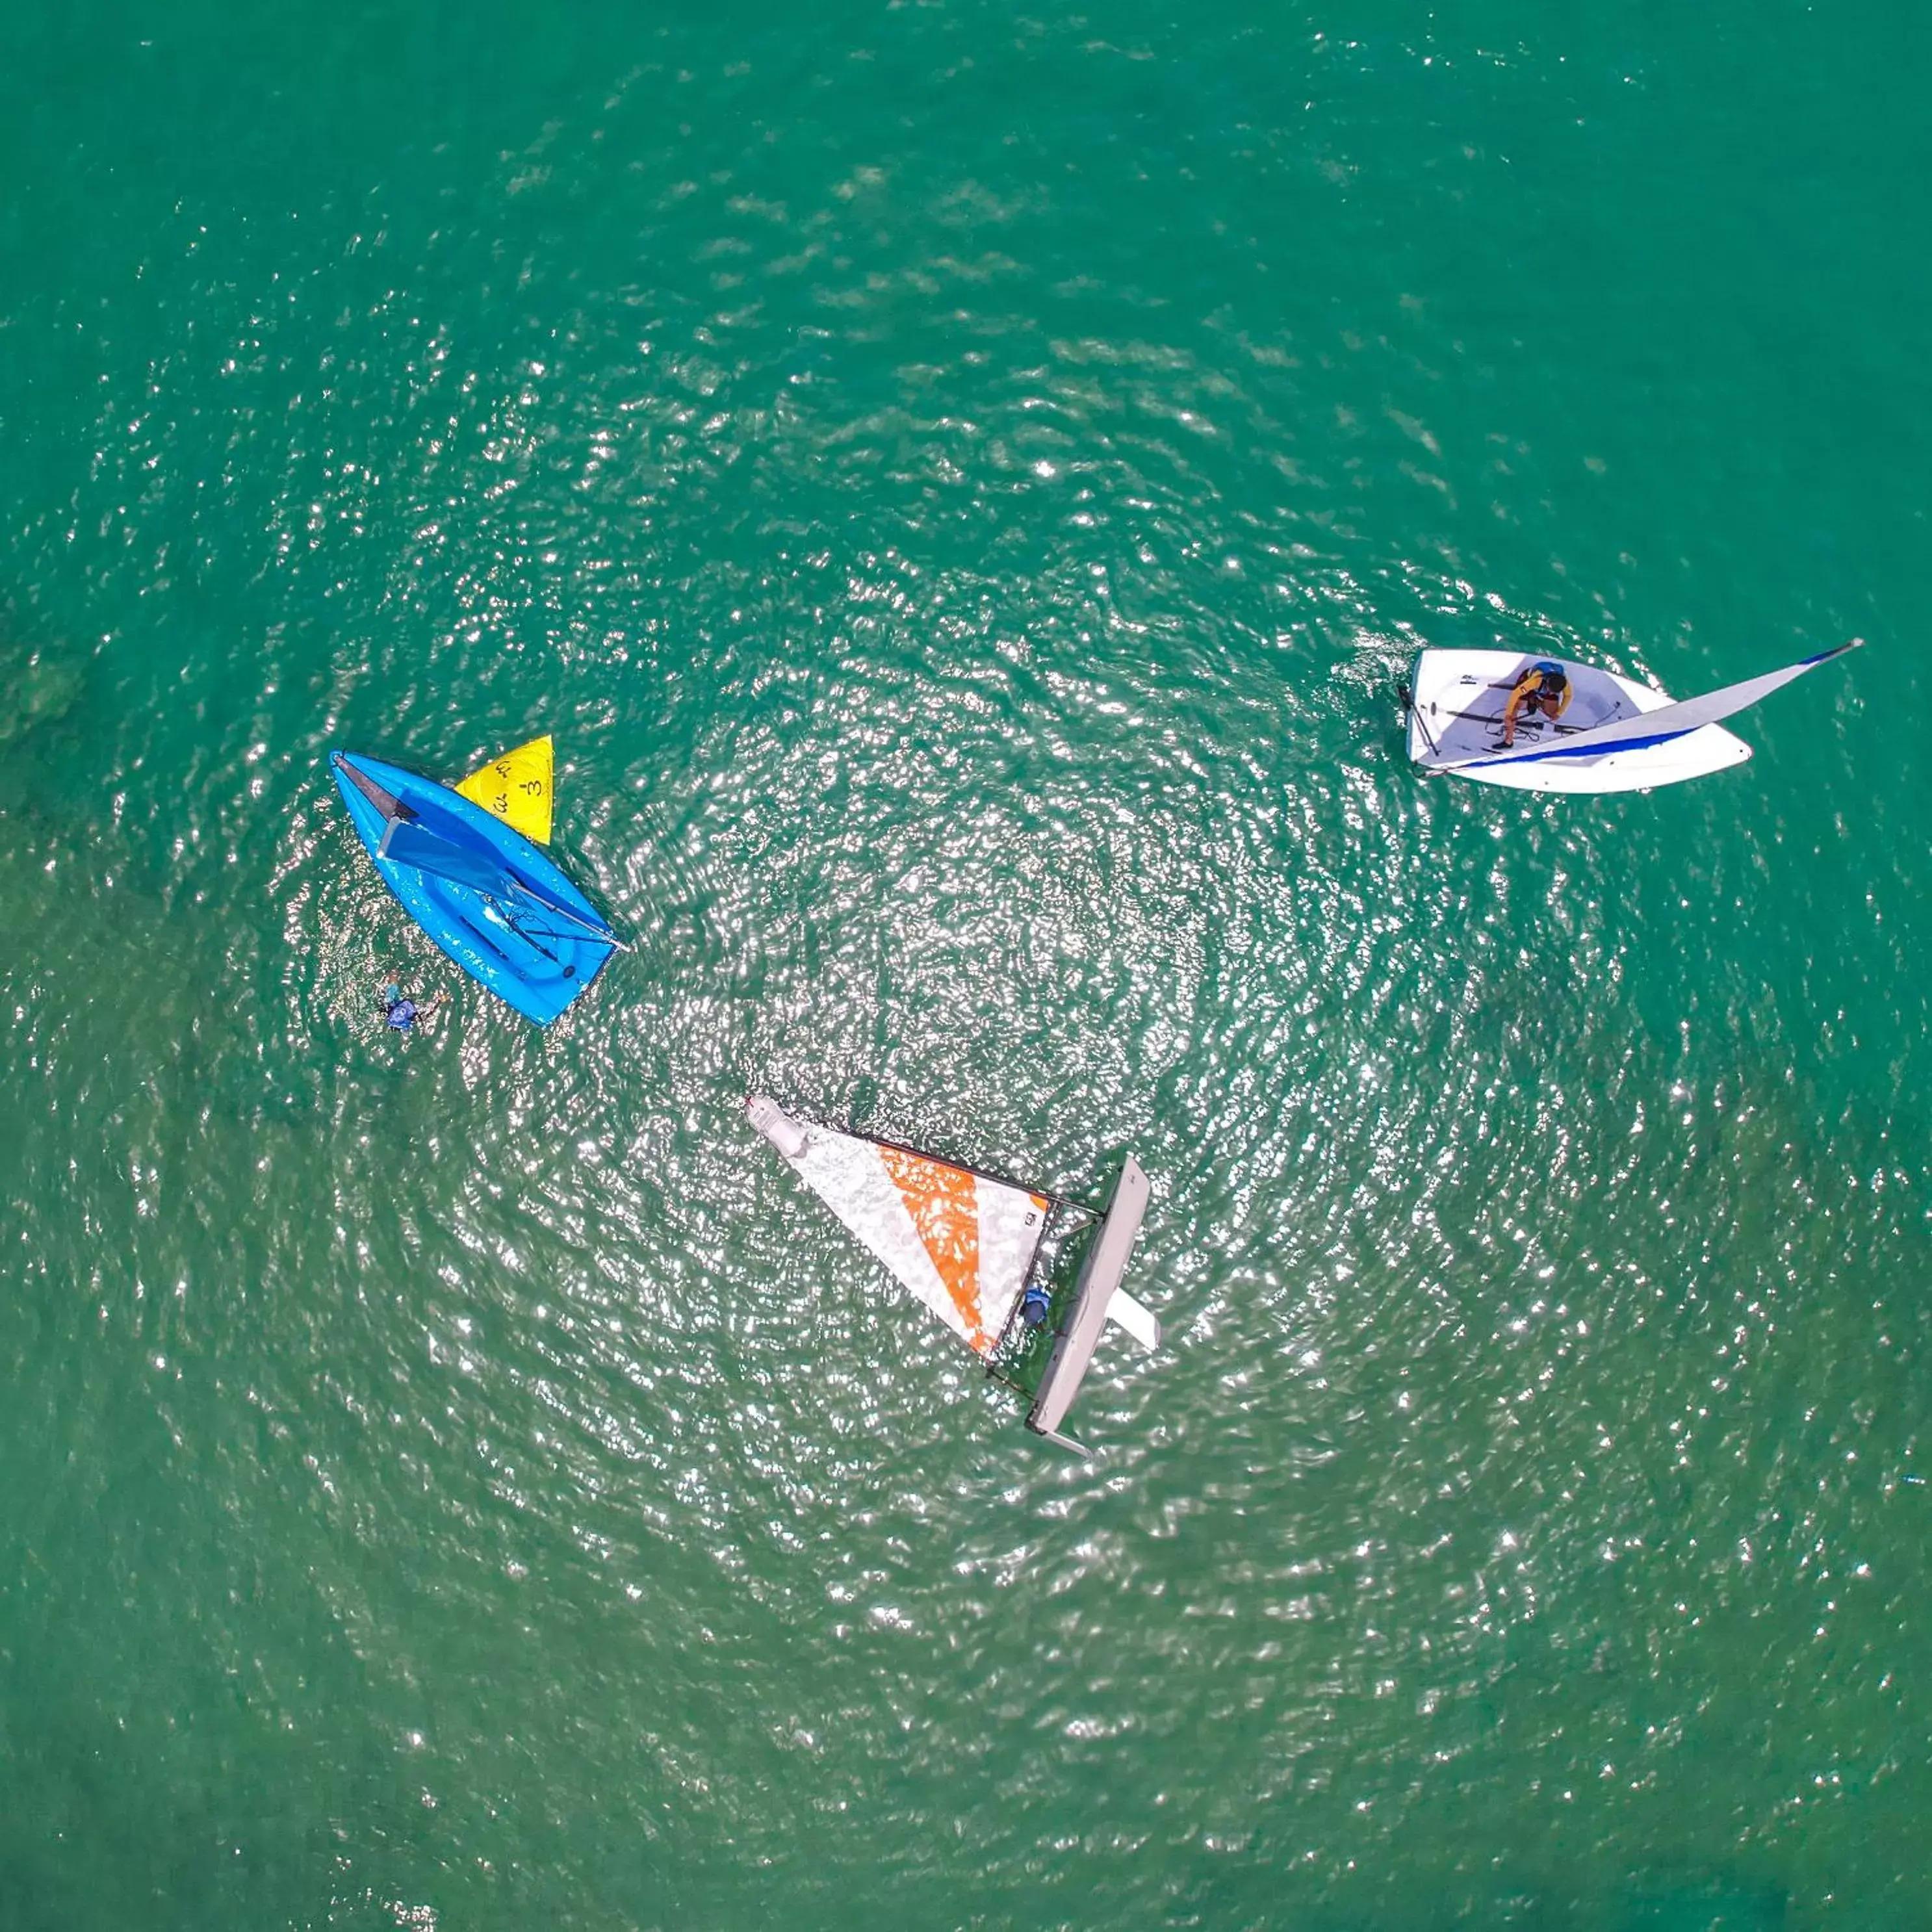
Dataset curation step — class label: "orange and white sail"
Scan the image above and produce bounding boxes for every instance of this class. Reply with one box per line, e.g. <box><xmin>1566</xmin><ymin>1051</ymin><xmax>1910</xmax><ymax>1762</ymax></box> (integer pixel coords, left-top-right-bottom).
<box><xmin>747</xmin><ymin>1096</ymin><xmax>1050</xmax><ymax>1355</ymax></box>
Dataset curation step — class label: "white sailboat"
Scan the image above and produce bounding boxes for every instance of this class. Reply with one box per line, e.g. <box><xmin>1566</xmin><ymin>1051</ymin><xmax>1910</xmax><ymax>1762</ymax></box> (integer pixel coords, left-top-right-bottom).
<box><xmin>1402</xmin><ymin>641</ymin><xmax>1861</xmax><ymax>795</ymax></box>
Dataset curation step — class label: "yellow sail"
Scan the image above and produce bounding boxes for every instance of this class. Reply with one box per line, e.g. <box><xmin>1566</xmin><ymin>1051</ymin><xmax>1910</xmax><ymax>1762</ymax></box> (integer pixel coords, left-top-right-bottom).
<box><xmin>456</xmin><ymin>736</ymin><xmax>554</xmax><ymax>844</ymax></box>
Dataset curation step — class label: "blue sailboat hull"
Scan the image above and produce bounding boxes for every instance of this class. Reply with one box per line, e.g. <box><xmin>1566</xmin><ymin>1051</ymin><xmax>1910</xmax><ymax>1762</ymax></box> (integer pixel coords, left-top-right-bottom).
<box><xmin>330</xmin><ymin>750</ymin><xmax>616</xmax><ymax>1027</ymax></box>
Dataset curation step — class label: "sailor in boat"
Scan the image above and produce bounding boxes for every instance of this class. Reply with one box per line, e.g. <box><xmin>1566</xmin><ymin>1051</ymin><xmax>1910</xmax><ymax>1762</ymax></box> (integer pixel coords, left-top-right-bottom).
<box><xmin>1500</xmin><ymin>661</ymin><xmax>1571</xmax><ymax>746</ymax></box>
<box><xmin>1020</xmin><ymin>1282</ymin><xmax>1053</xmax><ymax>1330</ymax></box>
<box><xmin>379</xmin><ymin>980</ymin><xmax>446</xmax><ymax>1033</ymax></box>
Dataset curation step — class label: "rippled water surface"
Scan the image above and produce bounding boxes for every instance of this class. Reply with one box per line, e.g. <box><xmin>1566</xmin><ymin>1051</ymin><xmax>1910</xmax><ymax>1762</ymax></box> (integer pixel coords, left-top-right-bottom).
<box><xmin>3</xmin><ymin>3</ymin><xmax>1928</xmax><ymax>1926</ymax></box>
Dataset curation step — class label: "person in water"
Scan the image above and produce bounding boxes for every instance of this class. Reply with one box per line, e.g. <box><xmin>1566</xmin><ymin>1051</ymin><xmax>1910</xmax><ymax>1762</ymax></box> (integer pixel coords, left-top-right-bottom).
<box><xmin>1501</xmin><ymin>661</ymin><xmax>1571</xmax><ymax>746</ymax></box>
<box><xmin>378</xmin><ymin>981</ymin><xmax>446</xmax><ymax>1033</ymax></box>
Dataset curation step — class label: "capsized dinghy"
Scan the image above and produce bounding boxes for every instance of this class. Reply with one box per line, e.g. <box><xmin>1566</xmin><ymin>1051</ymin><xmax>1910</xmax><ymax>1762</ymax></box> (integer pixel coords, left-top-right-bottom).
<box><xmin>1402</xmin><ymin>641</ymin><xmax>1861</xmax><ymax>795</ymax></box>
<box><xmin>747</xmin><ymin>1096</ymin><xmax>1159</xmax><ymax>1450</ymax></box>
<box><xmin>331</xmin><ymin>738</ymin><xmax>621</xmax><ymax>1026</ymax></box>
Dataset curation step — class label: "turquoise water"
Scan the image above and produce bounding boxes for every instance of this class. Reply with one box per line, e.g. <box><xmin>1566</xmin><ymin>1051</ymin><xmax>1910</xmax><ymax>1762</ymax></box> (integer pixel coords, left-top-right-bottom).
<box><xmin>3</xmin><ymin>3</ymin><xmax>1928</xmax><ymax>1925</ymax></box>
